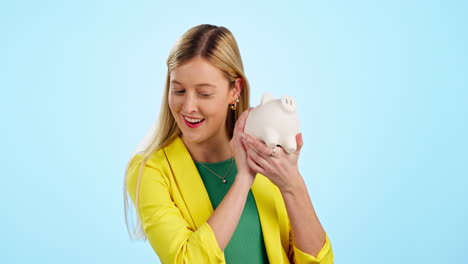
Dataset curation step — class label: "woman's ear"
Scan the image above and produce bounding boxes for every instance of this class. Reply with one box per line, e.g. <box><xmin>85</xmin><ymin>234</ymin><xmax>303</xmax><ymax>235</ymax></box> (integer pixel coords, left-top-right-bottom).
<box><xmin>229</xmin><ymin>77</ymin><xmax>243</xmax><ymax>102</ymax></box>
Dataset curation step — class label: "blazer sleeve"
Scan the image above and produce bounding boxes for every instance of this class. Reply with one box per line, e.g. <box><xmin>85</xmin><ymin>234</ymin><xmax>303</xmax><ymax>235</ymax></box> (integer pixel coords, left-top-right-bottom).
<box><xmin>284</xmin><ymin>207</ymin><xmax>334</xmax><ymax>264</ymax></box>
<box><xmin>126</xmin><ymin>155</ymin><xmax>225</xmax><ymax>263</ymax></box>
<box><xmin>290</xmin><ymin>232</ymin><xmax>334</xmax><ymax>264</ymax></box>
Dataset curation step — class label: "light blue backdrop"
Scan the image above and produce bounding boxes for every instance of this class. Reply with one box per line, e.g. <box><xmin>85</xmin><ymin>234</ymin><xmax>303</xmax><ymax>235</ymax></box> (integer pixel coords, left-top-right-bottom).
<box><xmin>1</xmin><ymin>0</ymin><xmax>467</xmax><ymax>263</ymax></box>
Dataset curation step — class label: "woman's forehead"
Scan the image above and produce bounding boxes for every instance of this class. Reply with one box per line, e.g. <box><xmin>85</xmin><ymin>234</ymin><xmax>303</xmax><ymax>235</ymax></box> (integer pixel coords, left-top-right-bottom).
<box><xmin>170</xmin><ymin>58</ymin><xmax>228</xmax><ymax>86</ymax></box>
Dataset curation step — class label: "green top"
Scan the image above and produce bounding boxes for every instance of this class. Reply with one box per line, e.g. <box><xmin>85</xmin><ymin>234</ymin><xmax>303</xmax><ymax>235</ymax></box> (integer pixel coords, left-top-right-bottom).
<box><xmin>194</xmin><ymin>157</ymin><xmax>269</xmax><ymax>264</ymax></box>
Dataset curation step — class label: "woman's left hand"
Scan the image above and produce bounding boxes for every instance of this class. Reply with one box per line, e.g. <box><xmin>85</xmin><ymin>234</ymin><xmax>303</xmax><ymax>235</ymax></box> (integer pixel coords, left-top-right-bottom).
<box><xmin>241</xmin><ymin>133</ymin><xmax>304</xmax><ymax>192</ymax></box>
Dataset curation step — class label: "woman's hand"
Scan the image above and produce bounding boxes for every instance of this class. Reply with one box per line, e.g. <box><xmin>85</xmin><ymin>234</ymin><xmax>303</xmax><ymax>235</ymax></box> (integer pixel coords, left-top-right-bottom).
<box><xmin>230</xmin><ymin>108</ymin><xmax>257</xmax><ymax>185</ymax></box>
<box><xmin>242</xmin><ymin>133</ymin><xmax>304</xmax><ymax>192</ymax></box>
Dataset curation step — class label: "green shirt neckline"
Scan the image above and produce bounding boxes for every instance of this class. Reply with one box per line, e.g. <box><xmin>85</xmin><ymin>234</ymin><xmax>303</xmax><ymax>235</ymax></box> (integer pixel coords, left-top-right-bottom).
<box><xmin>194</xmin><ymin>158</ymin><xmax>269</xmax><ymax>263</ymax></box>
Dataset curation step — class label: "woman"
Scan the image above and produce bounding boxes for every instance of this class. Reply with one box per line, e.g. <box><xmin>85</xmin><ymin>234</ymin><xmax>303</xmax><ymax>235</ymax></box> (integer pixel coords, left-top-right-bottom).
<box><xmin>124</xmin><ymin>24</ymin><xmax>334</xmax><ymax>263</ymax></box>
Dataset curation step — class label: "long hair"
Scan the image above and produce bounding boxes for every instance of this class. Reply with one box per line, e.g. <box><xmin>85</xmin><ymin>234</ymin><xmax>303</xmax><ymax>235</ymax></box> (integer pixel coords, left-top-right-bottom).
<box><xmin>123</xmin><ymin>24</ymin><xmax>251</xmax><ymax>239</ymax></box>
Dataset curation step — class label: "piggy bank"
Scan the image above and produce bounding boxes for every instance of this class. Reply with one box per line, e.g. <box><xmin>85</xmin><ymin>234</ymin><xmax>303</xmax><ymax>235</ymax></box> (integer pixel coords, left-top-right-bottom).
<box><xmin>244</xmin><ymin>93</ymin><xmax>300</xmax><ymax>154</ymax></box>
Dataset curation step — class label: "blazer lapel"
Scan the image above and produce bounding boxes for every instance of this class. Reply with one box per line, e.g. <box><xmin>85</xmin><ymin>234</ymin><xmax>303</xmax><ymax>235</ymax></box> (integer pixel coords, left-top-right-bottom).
<box><xmin>252</xmin><ymin>175</ymin><xmax>283</xmax><ymax>263</ymax></box>
<box><xmin>163</xmin><ymin>136</ymin><xmax>214</xmax><ymax>228</ymax></box>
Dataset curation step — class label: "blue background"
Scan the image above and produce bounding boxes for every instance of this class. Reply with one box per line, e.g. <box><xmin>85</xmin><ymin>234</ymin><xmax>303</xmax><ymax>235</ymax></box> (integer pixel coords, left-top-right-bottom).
<box><xmin>1</xmin><ymin>0</ymin><xmax>467</xmax><ymax>263</ymax></box>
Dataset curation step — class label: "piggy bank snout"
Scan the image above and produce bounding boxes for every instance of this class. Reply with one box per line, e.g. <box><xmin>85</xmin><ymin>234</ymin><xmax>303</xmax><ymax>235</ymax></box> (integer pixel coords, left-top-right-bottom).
<box><xmin>280</xmin><ymin>96</ymin><xmax>296</xmax><ymax>112</ymax></box>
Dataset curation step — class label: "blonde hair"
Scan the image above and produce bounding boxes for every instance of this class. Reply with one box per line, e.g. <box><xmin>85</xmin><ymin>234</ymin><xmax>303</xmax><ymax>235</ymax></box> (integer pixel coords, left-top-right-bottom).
<box><xmin>123</xmin><ymin>24</ymin><xmax>251</xmax><ymax>239</ymax></box>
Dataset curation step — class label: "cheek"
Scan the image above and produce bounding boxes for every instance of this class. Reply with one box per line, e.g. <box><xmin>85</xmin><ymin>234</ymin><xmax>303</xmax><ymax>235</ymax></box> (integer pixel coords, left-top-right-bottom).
<box><xmin>206</xmin><ymin>101</ymin><xmax>227</xmax><ymax>119</ymax></box>
<box><xmin>168</xmin><ymin>95</ymin><xmax>179</xmax><ymax>111</ymax></box>
<box><xmin>167</xmin><ymin>97</ymin><xmax>180</xmax><ymax>121</ymax></box>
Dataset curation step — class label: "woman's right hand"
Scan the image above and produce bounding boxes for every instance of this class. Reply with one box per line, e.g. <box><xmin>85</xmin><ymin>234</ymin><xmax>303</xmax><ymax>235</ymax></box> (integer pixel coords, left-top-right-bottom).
<box><xmin>230</xmin><ymin>107</ymin><xmax>257</xmax><ymax>185</ymax></box>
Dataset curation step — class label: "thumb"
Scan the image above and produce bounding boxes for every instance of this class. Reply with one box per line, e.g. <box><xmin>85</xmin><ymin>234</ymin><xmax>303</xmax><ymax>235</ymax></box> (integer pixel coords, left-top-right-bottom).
<box><xmin>295</xmin><ymin>132</ymin><xmax>304</xmax><ymax>155</ymax></box>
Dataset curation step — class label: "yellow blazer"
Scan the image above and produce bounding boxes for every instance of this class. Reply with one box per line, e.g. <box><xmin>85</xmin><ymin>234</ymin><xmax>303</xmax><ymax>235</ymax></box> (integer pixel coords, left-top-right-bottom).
<box><xmin>127</xmin><ymin>136</ymin><xmax>334</xmax><ymax>263</ymax></box>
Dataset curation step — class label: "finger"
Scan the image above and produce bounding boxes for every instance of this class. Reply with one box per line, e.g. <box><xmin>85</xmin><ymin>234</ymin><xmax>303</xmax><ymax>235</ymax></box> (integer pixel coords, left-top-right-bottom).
<box><xmin>241</xmin><ymin>136</ymin><xmax>249</xmax><ymax>151</ymax></box>
<box><xmin>240</xmin><ymin>108</ymin><xmax>250</xmax><ymax>119</ymax></box>
<box><xmin>295</xmin><ymin>132</ymin><xmax>304</xmax><ymax>154</ymax></box>
<box><xmin>238</xmin><ymin>108</ymin><xmax>252</xmax><ymax>131</ymax></box>
<box><xmin>247</xmin><ymin>152</ymin><xmax>265</xmax><ymax>175</ymax></box>
<box><xmin>233</xmin><ymin>112</ymin><xmax>248</xmax><ymax>138</ymax></box>
<box><xmin>234</xmin><ymin>109</ymin><xmax>250</xmax><ymax>134</ymax></box>
<box><xmin>245</xmin><ymin>134</ymin><xmax>272</xmax><ymax>158</ymax></box>
<box><xmin>247</xmin><ymin>147</ymin><xmax>271</xmax><ymax>170</ymax></box>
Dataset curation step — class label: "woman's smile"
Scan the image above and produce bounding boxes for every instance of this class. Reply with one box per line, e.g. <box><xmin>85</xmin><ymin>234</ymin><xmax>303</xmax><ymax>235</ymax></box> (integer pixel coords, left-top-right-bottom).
<box><xmin>182</xmin><ymin>114</ymin><xmax>206</xmax><ymax>128</ymax></box>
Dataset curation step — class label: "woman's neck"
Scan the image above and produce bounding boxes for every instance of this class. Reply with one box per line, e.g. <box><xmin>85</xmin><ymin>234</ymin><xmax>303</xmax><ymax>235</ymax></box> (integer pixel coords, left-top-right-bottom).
<box><xmin>181</xmin><ymin>133</ymin><xmax>233</xmax><ymax>163</ymax></box>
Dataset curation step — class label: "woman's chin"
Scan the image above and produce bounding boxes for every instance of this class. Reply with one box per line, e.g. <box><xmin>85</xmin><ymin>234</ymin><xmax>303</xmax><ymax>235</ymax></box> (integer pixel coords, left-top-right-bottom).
<box><xmin>181</xmin><ymin>132</ymin><xmax>206</xmax><ymax>144</ymax></box>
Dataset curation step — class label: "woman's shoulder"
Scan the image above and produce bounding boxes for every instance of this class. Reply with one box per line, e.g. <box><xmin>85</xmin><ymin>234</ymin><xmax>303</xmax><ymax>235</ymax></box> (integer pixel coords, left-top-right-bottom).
<box><xmin>126</xmin><ymin>148</ymin><xmax>171</xmax><ymax>195</ymax></box>
<box><xmin>128</xmin><ymin>147</ymin><xmax>169</xmax><ymax>176</ymax></box>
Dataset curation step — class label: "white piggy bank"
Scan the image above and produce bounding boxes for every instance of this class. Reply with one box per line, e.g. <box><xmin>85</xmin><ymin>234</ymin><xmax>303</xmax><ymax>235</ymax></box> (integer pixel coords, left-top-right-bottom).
<box><xmin>244</xmin><ymin>93</ymin><xmax>300</xmax><ymax>154</ymax></box>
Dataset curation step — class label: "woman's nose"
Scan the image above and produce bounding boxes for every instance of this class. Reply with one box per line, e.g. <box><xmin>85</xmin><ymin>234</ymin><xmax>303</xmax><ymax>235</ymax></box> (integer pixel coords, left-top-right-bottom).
<box><xmin>182</xmin><ymin>93</ymin><xmax>198</xmax><ymax>113</ymax></box>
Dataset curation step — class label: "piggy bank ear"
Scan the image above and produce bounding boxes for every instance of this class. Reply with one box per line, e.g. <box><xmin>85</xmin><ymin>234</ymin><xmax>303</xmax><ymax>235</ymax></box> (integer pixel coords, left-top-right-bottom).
<box><xmin>261</xmin><ymin>93</ymin><xmax>274</xmax><ymax>105</ymax></box>
<box><xmin>280</xmin><ymin>96</ymin><xmax>296</xmax><ymax>112</ymax></box>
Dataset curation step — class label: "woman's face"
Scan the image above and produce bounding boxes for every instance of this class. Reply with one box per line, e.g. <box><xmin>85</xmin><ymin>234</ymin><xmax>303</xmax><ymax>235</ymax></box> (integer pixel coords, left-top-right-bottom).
<box><xmin>168</xmin><ymin>56</ymin><xmax>238</xmax><ymax>145</ymax></box>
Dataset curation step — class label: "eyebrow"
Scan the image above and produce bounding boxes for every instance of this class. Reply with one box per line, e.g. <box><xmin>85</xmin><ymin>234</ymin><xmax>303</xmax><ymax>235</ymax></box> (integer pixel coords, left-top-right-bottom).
<box><xmin>171</xmin><ymin>80</ymin><xmax>216</xmax><ymax>88</ymax></box>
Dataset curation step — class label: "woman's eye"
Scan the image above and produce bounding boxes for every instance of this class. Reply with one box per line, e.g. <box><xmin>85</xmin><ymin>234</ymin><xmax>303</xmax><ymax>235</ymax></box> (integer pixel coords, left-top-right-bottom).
<box><xmin>172</xmin><ymin>90</ymin><xmax>211</xmax><ymax>97</ymax></box>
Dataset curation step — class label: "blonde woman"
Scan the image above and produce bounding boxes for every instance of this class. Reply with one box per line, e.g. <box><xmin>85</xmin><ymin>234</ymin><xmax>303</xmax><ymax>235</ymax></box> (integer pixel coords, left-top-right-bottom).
<box><xmin>124</xmin><ymin>24</ymin><xmax>334</xmax><ymax>263</ymax></box>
